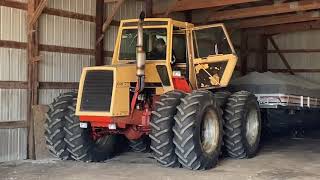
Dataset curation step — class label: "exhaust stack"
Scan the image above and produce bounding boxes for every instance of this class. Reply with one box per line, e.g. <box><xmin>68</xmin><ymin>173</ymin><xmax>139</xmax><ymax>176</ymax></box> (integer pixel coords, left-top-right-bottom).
<box><xmin>136</xmin><ymin>12</ymin><xmax>146</xmax><ymax>92</ymax></box>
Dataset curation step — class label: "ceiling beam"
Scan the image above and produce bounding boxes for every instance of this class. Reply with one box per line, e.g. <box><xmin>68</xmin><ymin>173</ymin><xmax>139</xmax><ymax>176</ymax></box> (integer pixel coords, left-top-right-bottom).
<box><xmin>209</xmin><ymin>0</ymin><xmax>320</xmax><ymax>22</ymax></box>
<box><xmin>230</xmin><ymin>10</ymin><xmax>320</xmax><ymax>29</ymax></box>
<box><xmin>154</xmin><ymin>0</ymin><xmax>260</xmax><ymax>15</ymax></box>
<box><xmin>249</xmin><ymin>20</ymin><xmax>320</xmax><ymax>34</ymax></box>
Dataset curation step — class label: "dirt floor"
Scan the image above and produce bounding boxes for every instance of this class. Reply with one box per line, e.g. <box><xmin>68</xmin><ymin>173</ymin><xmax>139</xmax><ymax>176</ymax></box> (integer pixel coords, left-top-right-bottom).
<box><xmin>1</xmin><ymin>131</ymin><xmax>320</xmax><ymax>180</ymax></box>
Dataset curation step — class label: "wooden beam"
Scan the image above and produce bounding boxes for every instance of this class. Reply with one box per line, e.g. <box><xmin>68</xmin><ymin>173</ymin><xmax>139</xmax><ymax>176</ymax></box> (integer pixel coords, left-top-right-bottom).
<box><xmin>230</xmin><ymin>10</ymin><xmax>320</xmax><ymax>29</ymax></box>
<box><xmin>146</xmin><ymin>0</ymin><xmax>153</xmax><ymax>17</ymax></box>
<box><xmin>209</xmin><ymin>0</ymin><xmax>320</xmax><ymax>22</ymax></box>
<box><xmin>0</xmin><ymin>81</ymin><xmax>28</xmax><ymax>89</ymax></box>
<box><xmin>268</xmin><ymin>36</ymin><xmax>294</xmax><ymax>75</ymax></box>
<box><xmin>154</xmin><ymin>0</ymin><xmax>260</xmax><ymax>14</ymax></box>
<box><xmin>95</xmin><ymin>0</ymin><xmax>105</xmax><ymax>66</ymax></box>
<box><xmin>0</xmin><ymin>121</ymin><xmax>28</xmax><ymax>129</ymax></box>
<box><xmin>268</xmin><ymin>49</ymin><xmax>320</xmax><ymax>53</ymax></box>
<box><xmin>256</xmin><ymin>35</ymin><xmax>268</xmax><ymax>72</ymax></box>
<box><xmin>240</xmin><ymin>30</ymin><xmax>248</xmax><ymax>75</ymax></box>
<box><xmin>39</xmin><ymin>82</ymin><xmax>79</xmax><ymax>89</ymax></box>
<box><xmin>28</xmin><ymin>0</ymin><xmax>48</xmax><ymax>26</ymax></box>
<box><xmin>27</xmin><ymin>0</ymin><xmax>41</xmax><ymax>160</ymax></box>
<box><xmin>43</xmin><ymin>7</ymin><xmax>95</xmax><ymax>22</ymax></box>
<box><xmin>248</xmin><ymin>20</ymin><xmax>320</xmax><ymax>35</ymax></box>
<box><xmin>102</xmin><ymin>0</ymin><xmax>124</xmax><ymax>33</ymax></box>
<box><xmin>0</xmin><ymin>0</ymin><xmax>27</xmax><ymax>9</ymax></box>
<box><xmin>97</xmin><ymin>0</ymin><xmax>124</xmax><ymax>44</ymax></box>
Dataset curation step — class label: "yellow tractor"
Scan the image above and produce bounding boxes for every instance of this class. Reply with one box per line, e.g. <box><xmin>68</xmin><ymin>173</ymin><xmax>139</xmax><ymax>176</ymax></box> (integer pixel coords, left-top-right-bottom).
<box><xmin>45</xmin><ymin>12</ymin><xmax>261</xmax><ymax>170</ymax></box>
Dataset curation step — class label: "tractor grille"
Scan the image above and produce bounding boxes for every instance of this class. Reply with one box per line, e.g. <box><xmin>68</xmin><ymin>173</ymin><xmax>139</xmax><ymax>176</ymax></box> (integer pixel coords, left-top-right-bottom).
<box><xmin>80</xmin><ymin>70</ymin><xmax>114</xmax><ymax>112</ymax></box>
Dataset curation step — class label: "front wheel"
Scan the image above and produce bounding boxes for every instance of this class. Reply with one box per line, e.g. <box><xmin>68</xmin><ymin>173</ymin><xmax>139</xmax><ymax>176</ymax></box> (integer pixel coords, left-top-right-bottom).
<box><xmin>223</xmin><ymin>91</ymin><xmax>262</xmax><ymax>159</ymax></box>
<box><xmin>64</xmin><ymin>100</ymin><xmax>125</xmax><ymax>162</ymax></box>
<box><xmin>173</xmin><ymin>90</ymin><xmax>223</xmax><ymax>170</ymax></box>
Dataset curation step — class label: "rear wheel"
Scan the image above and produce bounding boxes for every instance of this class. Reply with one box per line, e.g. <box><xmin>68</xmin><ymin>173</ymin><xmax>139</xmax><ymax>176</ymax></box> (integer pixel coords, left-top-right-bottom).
<box><xmin>129</xmin><ymin>136</ymin><xmax>150</xmax><ymax>152</ymax></box>
<box><xmin>44</xmin><ymin>92</ymin><xmax>76</xmax><ymax>160</ymax></box>
<box><xmin>224</xmin><ymin>91</ymin><xmax>262</xmax><ymax>159</ymax></box>
<box><xmin>64</xmin><ymin>100</ymin><xmax>124</xmax><ymax>162</ymax></box>
<box><xmin>173</xmin><ymin>90</ymin><xmax>223</xmax><ymax>170</ymax></box>
<box><xmin>149</xmin><ymin>90</ymin><xmax>186</xmax><ymax>167</ymax></box>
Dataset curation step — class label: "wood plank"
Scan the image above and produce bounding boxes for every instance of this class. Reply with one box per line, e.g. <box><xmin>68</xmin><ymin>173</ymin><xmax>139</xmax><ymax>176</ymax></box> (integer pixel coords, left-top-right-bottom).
<box><xmin>240</xmin><ymin>30</ymin><xmax>248</xmax><ymax>75</ymax></box>
<box><xmin>209</xmin><ymin>0</ymin><xmax>320</xmax><ymax>21</ymax></box>
<box><xmin>154</xmin><ymin>0</ymin><xmax>260</xmax><ymax>14</ymax></box>
<box><xmin>43</xmin><ymin>7</ymin><xmax>95</xmax><ymax>22</ymax></box>
<box><xmin>96</xmin><ymin>0</ymin><xmax>105</xmax><ymax>66</ymax></box>
<box><xmin>230</xmin><ymin>11</ymin><xmax>320</xmax><ymax>29</ymax></box>
<box><xmin>0</xmin><ymin>40</ymin><xmax>27</xmax><ymax>49</ymax></box>
<box><xmin>256</xmin><ymin>35</ymin><xmax>268</xmax><ymax>73</ymax></box>
<box><xmin>268</xmin><ymin>49</ymin><xmax>320</xmax><ymax>53</ymax></box>
<box><xmin>0</xmin><ymin>0</ymin><xmax>27</xmax><ymax>9</ymax></box>
<box><xmin>268</xmin><ymin>37</ymin><xmax>294</xmax><ymax>75</ymax></box>
<box><xmin>40</xmin><ymin>44</ymin><xmax>95</xmax><ymax>55</ymax></box>
<box><xmin>39</xmin><ymin>82</ymin><xmax>79</xmax><ymax>89</ymax></box>
<box><xmin>0</xmin><ymin>121</ymin><xmax>28</xmax><ymax>129</ymax></box>
<box><xmin>29</xmin><ymin>0</ymin><xmax>48</xmax><ymax>26</ymax></box>
<box><xmin>249</xmin><ymin>20</ymin><xmax>320</xmax><ymax>34</ymax></box>
<box><xmin>0</xmin><ymin>81</ymin><xmax>28</xmax><ymax>89</ymax></box>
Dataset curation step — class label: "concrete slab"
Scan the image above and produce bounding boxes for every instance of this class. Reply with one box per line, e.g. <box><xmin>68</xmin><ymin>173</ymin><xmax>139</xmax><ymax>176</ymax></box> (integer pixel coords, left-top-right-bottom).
<box><xmin>1</xmin><ymin>132</ymin><xmax>320</xmax><ymax>180</ymax></box>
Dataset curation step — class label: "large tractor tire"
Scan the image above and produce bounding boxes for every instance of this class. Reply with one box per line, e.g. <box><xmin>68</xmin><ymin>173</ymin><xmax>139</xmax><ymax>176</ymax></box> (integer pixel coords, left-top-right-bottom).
<box><xmin>213</xmin><ymin>91</ymin><xmax>231</xmax><ymax>108</ymax></box>
<box><xmin>129</xmin><ymin>136</ymin><xmax>150</xmax><ymax>153</ymax></box>
<box><xmin>64</xmin><ymin>100</ymin><xmax>123</xmax><ymax>162</ymax></box>
<box><xmin>173</xmin><ymin>90</ymin><xmax>223</xmax><ymax>170</ymax></box>
<box><xmin>44</xmin><ymin>92</ymin><xmax>77</xmax><ymax>160</ymax></box>
<box><xmin>224</xmin><ymin>91</ymin><xmax>262</xmax><ymax>159</ymax></box>
<box><xmin>149</xmin><ymin>90</ymin><xmax>186</xmax><ymax>168</ymax></box>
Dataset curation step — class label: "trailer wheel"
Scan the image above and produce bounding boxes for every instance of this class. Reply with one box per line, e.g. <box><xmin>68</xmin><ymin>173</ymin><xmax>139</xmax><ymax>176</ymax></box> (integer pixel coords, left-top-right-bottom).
<box><xmin>150</xmin><ymin>90</ymin><xmax>186</xmax><ymax>167</ymax></box>
<box><xmin>224</xmin><ymin>91</ymin><xmax>262</xmax><ymax>159</ymax></box>
<box><xmin>64</xmin><ymin>100</ymin><xmax>123</xmax><ymax>162</ymax></box>
<box><xmin>44</xmin><ymin>92</ymin><xmax>77</xmax><ymax>160</ymax></box>
<box><xmin>173</xmin><ymin>90</ymin><xmax>223</xmax><ymax>170</ymax></box>
<box><xmin>129</xmin><ymin>136</ymin><xmax>150</xmax><ymax>152</ymax></box>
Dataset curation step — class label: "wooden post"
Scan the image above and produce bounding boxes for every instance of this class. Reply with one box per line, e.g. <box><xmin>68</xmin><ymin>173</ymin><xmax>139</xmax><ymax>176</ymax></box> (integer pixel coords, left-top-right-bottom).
<box><xmin>27</xmin><ymin>0</ymin><xmax>41</xmax><ymax>160</ymax></box>
<box><xmin>145</xmin><ymin>0</ymin><xmax>153</xmax><ymax>18</ymax></box>
<box><xmin>95</xmin><ymin>0</ymin><xmax>105</xmax><ymax>66</ymax></box>
<box><xmin>240</xmin><ymin>30</ymin><xmax>248</xmax><ymax>75</ymax></box>
<box><xmin>256</xmin><ymin>34</ymin><xmax>268</xmax><ymax>72</ymax></box>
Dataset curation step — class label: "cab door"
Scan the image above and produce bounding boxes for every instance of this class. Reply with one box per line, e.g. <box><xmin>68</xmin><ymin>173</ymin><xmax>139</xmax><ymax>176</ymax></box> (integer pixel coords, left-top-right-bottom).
<box><xmin>190</xmin><ymin>24</ymin><xmax>237</xmax><ymax>89</ymax></box>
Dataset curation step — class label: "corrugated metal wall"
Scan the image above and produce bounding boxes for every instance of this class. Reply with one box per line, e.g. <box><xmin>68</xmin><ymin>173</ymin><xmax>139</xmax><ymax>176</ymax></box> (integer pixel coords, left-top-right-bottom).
<box><xmin>0</xmin><ymin>0</ymin><xmax>96</xmax><ymax>162</ymax></box>
<box><xmin>104</xmin><ymin>0</ymin><xmax>145</xmax><ymax>64</ymax></box>
<box><xmin>0</xmin><ymin>4</ymin><xmax>28</xmax><ymax>162</ymax></box>
<box><xmin>268</xmin><ymin>31</ymin><xmax>320</xmax><ymax>83</ymax></box>
<box><xmin>39</xmin><ymin>0</ymin><xmax>96</xmax><ymax>104</ymax></box>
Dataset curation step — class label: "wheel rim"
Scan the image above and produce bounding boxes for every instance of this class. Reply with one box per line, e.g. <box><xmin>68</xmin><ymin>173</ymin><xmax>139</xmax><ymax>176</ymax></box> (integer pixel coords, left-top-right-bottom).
<box><xmin>246</xmin><ymin>107</ymin><xmax>259</xmax><ymax>146</ymax></box>
<box><xmin>200</xmin><ymin>108</ymin><xmax>220</xmax><ymax>154</ymax></box>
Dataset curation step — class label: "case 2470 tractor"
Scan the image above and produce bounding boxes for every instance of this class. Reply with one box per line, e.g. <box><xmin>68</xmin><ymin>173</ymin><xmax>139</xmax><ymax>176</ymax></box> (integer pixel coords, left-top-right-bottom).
<box><xmin>45</xmin><ymin>13</ymin><xmax>261</xmax><ymax>170</ymax></box>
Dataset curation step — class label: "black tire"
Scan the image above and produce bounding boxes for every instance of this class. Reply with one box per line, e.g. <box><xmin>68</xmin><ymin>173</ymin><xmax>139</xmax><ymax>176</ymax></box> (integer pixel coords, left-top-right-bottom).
<box><xmin>173</xmin><ymin>90</ymin><xmax>223</xmax><ymax>170</ymax></box>
<box><xmin>149</xmin><ymin>90</ymin><xmax>186</xmax><ymax>167</ymax></box>
<box><xmin>224</xmin><ymin>91</ymin><xmax>262</xmax><ymax>159</ymax></box>
<box><xmin>129</xmin><ymin>136</ymin><xmax>150</xmax><ymax>152</ymax></box>
<box><xmin>213</xmin><ymin>91</ymin><xmax>231</xmax><ymax>108</ymax></box>
<box><xmin>64</xmin><ymin>100</ymin><xmax>123</xmax><ymax>162</ymax></box>
<box><xmin>44</xmin><ymin>92</ymin><xmax>77</xmax><ymax>160</ymax></box>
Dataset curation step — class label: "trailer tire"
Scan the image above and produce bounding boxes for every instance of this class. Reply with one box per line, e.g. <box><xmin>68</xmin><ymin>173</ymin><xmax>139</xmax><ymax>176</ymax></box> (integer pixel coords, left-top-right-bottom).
<box><xmin>150</xmin><ymin>90</ymin><xmax>186</xmax><ymax>168</ymax></box>
<box><xmin>64</xmin><ymin>100</ymin><xmax>123</xmax><ymax>162</ymax></box>
<box><xmin>44</xmin><ymin>92</ymin><xmax>77</xmax><ymax>160</ymax></box>
<box><xmin>224</xmin><ymin>91</ymin><xmax>262</xmax><ymax>159</ymax></box>
<box><xmin>173</xmin><ymin>90</ymin><xmax>223</xmax><ymax>170</ymax></box>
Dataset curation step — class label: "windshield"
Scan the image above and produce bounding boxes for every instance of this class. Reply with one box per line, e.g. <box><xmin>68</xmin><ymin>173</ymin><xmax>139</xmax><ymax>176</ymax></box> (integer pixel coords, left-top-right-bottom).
<box><xmin>193</xmin><ymin>26</ymin><xmax>232</xmax><ymax>58</ymax></box>
<box><xmin>119</xmin><ymin>28</ymin><xmax>167</xmax><ymax>60</ymax></box>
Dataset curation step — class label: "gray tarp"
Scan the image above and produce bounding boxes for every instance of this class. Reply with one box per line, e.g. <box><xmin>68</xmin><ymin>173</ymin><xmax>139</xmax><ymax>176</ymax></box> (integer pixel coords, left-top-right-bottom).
<box><xmin>230</xmin><ymin>72</ymin><xmax>320</xmax><ymax>98</ymax></box>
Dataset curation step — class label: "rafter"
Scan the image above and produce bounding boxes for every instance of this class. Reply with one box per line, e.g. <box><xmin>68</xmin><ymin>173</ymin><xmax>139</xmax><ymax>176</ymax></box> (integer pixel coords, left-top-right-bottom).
<box><xmin>209</xmin><ymin>0</ymin><xmax>320</xmax><ymax>22</ymax></box>
<box><xmin>230</xmin><ymin>10</ymin><xmax>320</xmax><ymax>29</ymax></box>
<box><xmin>29</xmin><ymin>0</ymin><xmax>48</xmax><ymax>26</ymax></box>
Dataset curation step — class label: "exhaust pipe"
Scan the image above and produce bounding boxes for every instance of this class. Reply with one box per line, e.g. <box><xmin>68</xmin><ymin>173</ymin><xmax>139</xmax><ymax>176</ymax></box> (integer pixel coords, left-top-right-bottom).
<box><xmin>136</xmin><ymin>12</ymin><xmax>146</xmax><ymax>92</ymax></box>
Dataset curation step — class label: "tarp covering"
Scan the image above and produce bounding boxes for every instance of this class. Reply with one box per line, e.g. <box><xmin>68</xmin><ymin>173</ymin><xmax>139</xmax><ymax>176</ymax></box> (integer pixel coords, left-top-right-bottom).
<box><xmin>230</xmin><ymin>72</ymin><xmax>320</xmax><ymax>98</ymax></box>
